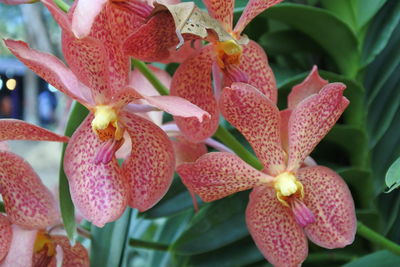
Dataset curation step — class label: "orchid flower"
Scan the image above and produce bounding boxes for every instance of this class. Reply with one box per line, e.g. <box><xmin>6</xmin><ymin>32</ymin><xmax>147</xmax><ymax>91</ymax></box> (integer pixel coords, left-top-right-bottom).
<box><xmin>0</xmin><ymin>120</ymin><xmax>88</xmax><ymax>266</ymax></box>
<box><xmin>150</xmin><ymin>0</ymin><xmax>283</xmax><ymax>143</ymax></box>
<box><xmin>5</xmin><ymin>0</ymin><xmax>209</xmax><ymax>227</ymax></box>
<box><xmin>178</xmin><ymin>78</ymin><xmax>356</xmax><ymax>266</ymax></box>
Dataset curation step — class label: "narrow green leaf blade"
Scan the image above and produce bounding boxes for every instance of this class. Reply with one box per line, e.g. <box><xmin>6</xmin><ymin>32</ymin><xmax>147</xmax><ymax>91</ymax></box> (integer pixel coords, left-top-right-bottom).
<box><xmin>385</xmin><ymin>157</ymin><xmax>400</xmax><ymax>193</ymax></box>
<box><xmin>343</xmin><ymin>250</ymin><xmax>400</xmax><ymax>267</ymax></box>
<box><xmin>59</xmin><ymin>102</ymin><xmax>89</xmax><ymax>239</ymax></box>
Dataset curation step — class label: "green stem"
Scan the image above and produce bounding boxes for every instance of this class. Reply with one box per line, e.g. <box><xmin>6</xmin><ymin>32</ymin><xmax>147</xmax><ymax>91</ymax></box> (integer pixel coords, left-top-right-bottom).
<box><xmin>357</xmin><ymin>221</ymin><xmax>400</xmax><ymax>255</ymax></box>
<box><xmin>214</xmin><ymin>125</ymin><xmax>263</xmax><ymax>170</ymax></box>
<box><xmin>53</xmin><ymin>0</ymin><xmax>70</xmax><ymax>12</ymax></box>
<box><xmin>131</xmin><ymin>59</ymin><xmax>169</xmax><ymax>96</ymax></box>
<box><xmin>0</xmin><ymin>202</ymin><xmax>4</xmax><ymax>213</ymax></box>
<box><xmin>129</xmin><ymin>238</ymin><xmax>169</xmax><ymax>251</ymax></box>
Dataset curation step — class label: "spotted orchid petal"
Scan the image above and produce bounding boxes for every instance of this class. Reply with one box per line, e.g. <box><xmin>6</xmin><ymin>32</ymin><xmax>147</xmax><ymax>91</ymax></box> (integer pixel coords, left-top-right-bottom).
<box><xmin>41</xmin><ymin>0</ymin><xmax>71</xmax><ymax>31</ymax></box>
<box><xmin>298</xmin><ymin>166</ymin><xmax>356</xmax><ymax>248</ymax></box>
<box><xmin>246</xmin><ymin>185</ymin><xmax>308</xmax><ymax>267</ymax></box>
<box><xmin>0</xmin><ymin>215</ymin><xmax>12</xmax><ymax>262</ymax></box>
<box><xmin>203</xmin><ymin>0</ymin><xmax>234</xmax><ymax>31</ymax></box>
<box><xmin>71</xmin><ymin>0</ymin><xmax>108</xmax><ymax>38</ymax></box>
<box><xmin>62</xmin><ymin>33</ymin><xmax>111</xmax><ymax>103</ymax></box>
<box><xmin>4</xmin><ymin>39</ymin><xmax>93</xmax><ymax>106</ymax></box>
<box><xmin>64</xmin><ymin>115</ymin><xmax>129</xmax><ymax>227</ymax></box>
<box><xmin>0</xmin><ymin>226</ymin><xmax>37</xmax><ymax>267</ymax></box>
<box><xmin>279</xmin><ymin>109</ymin><xmax>291</xmax><ymax>153</ymax></box>
<box><xmin>177</xmin><ymin>152</ymin><xmax>273</xmax><ymax>202</ymax></box>
<box><xmin>288</xmin><ymin>66</ymin><xmax>328</xmax><ymax>109</ymax></box>
<box><xmin>160</xmin><ymin>39</ymin><xmax>202</xmax><ymax>64</ymax></box>
<box><xmin>0</xmin><ymin>151</ymin><xmax>60</xmax><ymax>229</ymax></box>
<box><xmin>52</xmin><ymin>235</ymin><xmax>89</xmax><ymax>267</ymax></box>
<box><xmin>171</xmin><ymin>135</ymin><xmax>208</xmax><ymax>166</ymax></box>
<box><xmin>234</xmin><ymin>0</ymin><xmax>284</xmax><ymax>34</ymax></box>
<box><xmin>123</xmin><ymin>11</ymin><xmax>179</xmax><ymax>62</ymax></box>
<box><xmin>287</xmin><ymin>83</ymin><xmax>349</xmax><ymax>171</ymax></box>
<box><xmin>225</xmin><ymin>41</ymin><xmax>277</xmax><ymax>103</ymax></box>
<box><xmin>120</xmin><ymin>111</ymin><xmax>175</xmax><ymax>211</ymax></box>
<box><xmin>0</xmin><ymin>119</ymin><xmax>68</xmax><ymax>142</ymax></box>
<box><xmin>171</xmin><ymin>45</ymin><xmax>219</xmax><ymax>143</ymax></box>
<box><xmin>220</xmin><ymin>82</ymin><xmax>286</xmax><ymax>176</ymax></box>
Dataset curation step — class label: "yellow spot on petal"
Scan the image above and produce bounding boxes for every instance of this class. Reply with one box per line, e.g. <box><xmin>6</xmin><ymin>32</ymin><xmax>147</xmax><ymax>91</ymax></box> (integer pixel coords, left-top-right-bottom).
<box><xmin>91</xmin><ymin>105</ymin><xmax>123</xmax><ymax>141</ymax></box>
<box><xmin>215</xmin><ymin>39</ymin><xmax>243</xmax><ymax>69</ymax></box>
<box><xmin>274</xmin><ymin>172</ymin><xmax>304</xmax><ymax>206</ymax></box>
<box><xmin>34</xmin><ymin>231</ymin><xmax>55</xmax><ymax>257</ymax></box>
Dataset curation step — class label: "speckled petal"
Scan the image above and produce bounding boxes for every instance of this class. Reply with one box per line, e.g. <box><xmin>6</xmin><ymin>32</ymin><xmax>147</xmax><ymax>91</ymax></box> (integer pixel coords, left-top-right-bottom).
<box><xmin>4</xmin><ymin>39</ymin><xmax>93</xmax><ymax>106</ymax></box>
<box><xmin>71</xmin><ymin>0</ymin><xmax>108</xmax><ymax>38</ymax></box>
<box><xmin>0</xmin><ymin>214</ymin><xmax>12</xmax><ymax>262</ymax></box>
<box><xmin>0</xmin><ymin>0</ymin><xmax>37</xmax><ymax>4</ymax></box>
<box><xmin>160</xmin><ymin>39</ymin><xmax>202</xmax><ymax>64</ymax></box>
<box><xmin>287</xmin><ymin>83</ymin><xmax>349</xmax><ymax>171</ymax></box>
<box><xmin>171</xmin><ymin>45</ymin><xmax>219</xmax><ymax>143</ymax></box>
<box><xmin>41</xmin><ymin>0</ymin><xmax>71</xmax><ymax>31</ymax></box>
<box><xmin>299</xmin><ymin>166</ymin><xmax>356</xmax><ymax>249</ymax></box>
<box><xmin>246</xmin><ymin>185</ymin><xmax>308</xmax><ymax>267</ymax></box>
<box><xmin>143</xmin><ymin>95</ymin><xmax>210</xmax><ymax>122</ymax></box>
<box><xmin>51</xmin><ymin>235</ymin><xmax>89</xmax><ymax>267</ymax></box>
<box><xmin>62</xmin><ymin>33</ymin><xmax>111</xmax><ymax>103</ymax></box>
<box><xmin>280</xmin><ymin>109</ymin><xmax>291</xmax><ymax>153</ymax></box>
<box><xmin>220</xmin><ymin>83</ymin><xmax>286</xmax><ymax>176</ymax></box>
<box><xmin>120</xmin><ymin>111</ymin><xmax>175</xmax><ymax>212</ymax></box>
<box><xmin>123</xmin><ymin>11</ymin><xmax>179</xmax><ymax>62</ymax></box>
<box><xmin>203</xmin><ymin>0</ymin><xmax>234</xmax><ymax>31</ymax></box>
<box><xmin>234</xmin><ymin>0</ymin><xmax>284</xmax><ymax>34</ymax></box>
<box><xmin>177</xmin><ymin>152</ymin><xmax>273</xmax><ymax>202</ymax></box>
<box><xmin>171</xmin><ymin>135</ymin><xmax>208</xmax><ymax>166</ymax></box>
<box><xmin>0</xmin><ymin>151</ymin><xmax>60</xmax><ymax>229</ymax></box>
<box><xmin>0</xmin><ymin>119</ymin><xmax>68</xmax><ymax>142</ymax></box>
<box><xmin>225</xmin><ymin>40</ymin><xmax>277</xmax><ymax>103</ymax></box>
<box><xmin>129</xmin><ymin>66</ymin><xmax>171</xmax><ymax>97</ymax></box>
<box><xmin>0</xmin><ymin>226</ymin><xmax>37</xmax><ymax>267</ymax></box>
<box><xmin>64</xmin><ymin>115</ymin><xmax>129</xmax><ymax>227</ymax></box>
<box><xmin>288</xmin><ymin>66</ymin><xmax>328</xmax><ymax>109</ymax></box>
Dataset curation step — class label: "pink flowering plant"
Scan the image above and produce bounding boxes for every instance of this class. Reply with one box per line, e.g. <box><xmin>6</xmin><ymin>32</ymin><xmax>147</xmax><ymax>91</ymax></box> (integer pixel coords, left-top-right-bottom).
<box><xmin>1</xmin><ymin>0</ymin><xmax>400</xmax><ymax>266</ymax></box>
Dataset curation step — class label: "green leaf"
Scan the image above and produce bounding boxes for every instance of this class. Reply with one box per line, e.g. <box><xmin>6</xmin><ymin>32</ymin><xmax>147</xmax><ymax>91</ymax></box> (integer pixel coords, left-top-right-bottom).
<box><xmin>172</xmin><ymin>192</ymin><xmax>249</xmax><ymax>255</ymax></box>
<box><xmin>188</xmin><ymin>237</ymin><xmax>264</xmax><ymax>267</ymax></box>
<box><xmin>0</xmin><ymin>202</ymin><xmax>4</xmax><ymax>213</ymax></box>
<box><xmin>59</xmin><ymin>102</ymin><xmax>89</xmax><ymax>239</ymax></box>
<box><xmin>321</xmin><ymin>0</ymin><xmax>386</xmax><ymax>35</ymax></box>
<box><xmin>143</xmin><ymin>175</ymin><xmax>196</xmax><ymax>219</ymax></box>
<box><xmin>264</xmin><ymin>3</ymin><xmax>359</xmax><ymax>77</ymax></box>
<box><xmin>385</xmin><ymin>157</ymin><xmax>400</xmax><ymax>192</ymax></box>
<box><xmin>343</xmin><ymin>250</ymin><xmax>400</xmax><ymax>267</ymax></box>
<box><xmin>90</xmin><ymin>209</ymin><xmax>132</xmax><ymax>267</ymax></box>
<box><xmin>361</xmin><ymin>0</ymin><xmax>400</xmax><ymax>68</ymax></box>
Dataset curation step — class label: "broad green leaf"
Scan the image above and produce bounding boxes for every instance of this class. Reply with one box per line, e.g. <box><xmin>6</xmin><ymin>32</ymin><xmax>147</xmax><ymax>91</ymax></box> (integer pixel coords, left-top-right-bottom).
<box><xmin>188</xmin><ymin>237</ymin><xmax>264</xmax><ymax>267</ymax></box>
<box><xmin>91</xmin><ymin>209</ymin><xmax>132</xmax><ymax>267</ymax></box>
<box><xmin>385</xmin><ymin>157</ymin><xmax>400</xmax><ymax>193</ymax></box>
<box><xmin>264</xmin><ymin>3</ymin><xmax>359</xmax><ymax>77</ymax></box>
<box><xmin>343</xmin><ymin>250</ymin><xmax>400</xmax><ymax>267</ymax></box>
<box><xmin>321</xmin><ymin>0</ymin><xmax>387</xmax><ymax>36</ymax></box>
<box><xmin>172</xmin><ymin>192</ymin><xmax>249</xmax><ymax>255</ymax></box>
<box><xmin>361</xmin><ymin>0</ymin><xmax>400</xmax><ymax>68</ymax></box>
<box><xmin>59</xmin><ymin>101</ymin><xmax>89</xmax><ymax>239</ymax></box>
<box><xmin>143</xmin><ymin>175</ymin><xmax>196</xmax><ymax>219</ymax></box>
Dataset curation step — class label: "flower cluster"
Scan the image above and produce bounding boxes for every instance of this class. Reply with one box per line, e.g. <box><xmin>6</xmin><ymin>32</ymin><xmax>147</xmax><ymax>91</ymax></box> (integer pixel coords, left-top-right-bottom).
<box><xmin>1</xmin><ymin>0</ymin><xmax>357</xmax><ymax>266</ymax></box>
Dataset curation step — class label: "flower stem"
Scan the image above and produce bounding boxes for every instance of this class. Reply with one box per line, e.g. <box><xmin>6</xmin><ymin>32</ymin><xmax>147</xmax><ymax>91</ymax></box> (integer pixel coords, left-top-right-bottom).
<box><xmin>214</xmin><ymin>125</ymin><xmax>263</xmax><ymax>170</ymax></box>
<box><xmin>357</xmin><ymin>221</ymin><xmax>400</xmax><ymax>255</ymax></box>
<box><xmin>53</xmin><ymin>0</ymin><xmax>70</xmax><ymax>12</ymax></box>
<box><xmin>129</xmin><ymin>238</ymin><xmax>169</xmax><ymax>251</ymax></box>
<box><xmin>131</xmin><ymin>59</ymin><xmax>169</xmax><ymax>96</ymax></box>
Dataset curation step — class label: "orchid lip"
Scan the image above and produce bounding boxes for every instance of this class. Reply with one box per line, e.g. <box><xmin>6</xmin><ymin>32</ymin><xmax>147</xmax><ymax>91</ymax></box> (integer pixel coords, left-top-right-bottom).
<box><xmin>290</xmin><ymin>198</ymin><xmax>316</xmax><ymax>227</ymax></box>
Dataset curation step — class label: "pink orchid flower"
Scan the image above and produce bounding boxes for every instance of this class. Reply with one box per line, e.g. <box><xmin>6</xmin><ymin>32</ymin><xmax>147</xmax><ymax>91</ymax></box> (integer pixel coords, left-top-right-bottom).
<box><xmin>178</xmin><ymin>78</ymin><xmax>356</xmax><ymax>266</ymax></box>
<box><xmin>5</xmin><ymin>0</ymin><xmax>209</xmax><ymax>227</ymax></box>
<box><xmin>164</xmin><ymin>0</ymin><xmax>283</xmax><ymax>143</ymax></box>
<box><xmin>0</xmin><ymin>120</ymin><xmax>89</xmax><ymax>266</ymax></box>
